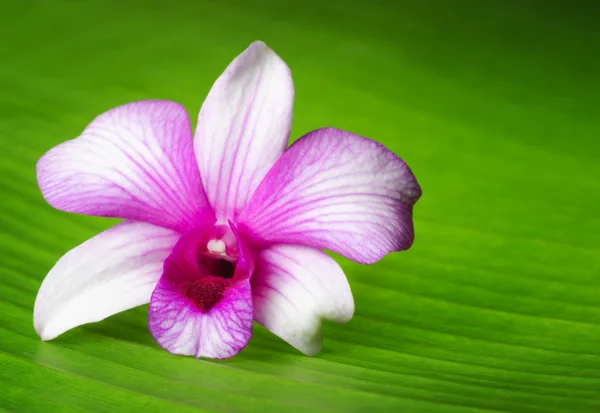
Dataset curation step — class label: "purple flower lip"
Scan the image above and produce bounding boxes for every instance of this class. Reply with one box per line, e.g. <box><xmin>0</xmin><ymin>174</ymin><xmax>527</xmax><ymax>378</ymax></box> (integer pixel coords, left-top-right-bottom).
<box><xmin>148</xmin><ymin>222</ymin><xmax>254</xmax><ymax>359</ymax></box>
<box><xmin>33</xmin><ymin>41</ymin><xmax>421</xmax><ymax>359</ymax></box>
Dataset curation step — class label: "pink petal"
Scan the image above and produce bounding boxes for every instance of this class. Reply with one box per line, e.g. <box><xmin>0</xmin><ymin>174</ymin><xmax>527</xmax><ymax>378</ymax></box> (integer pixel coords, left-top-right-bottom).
<box><xmin>148</xmin><ymin>277</ymin><xmax>253</xmax><ymax>359</ymax></box>
<box><xmin>253</xmin><ymin>244</ymin><xmax>354</xmax><ymax>355</ymax></box>
<box><xmin>194</xmin><ymin>41</ymin><xmax>294</xmax><ymax>219</ymax></box>
<box><xmin>148</xmin><ymin>222</ymin><xmax>254</xmax><ymax>359</ymax></box>
<box><xmin>37</xmin><ymin>100</ymin><xmax>214</xmax><ymax>233</ymax></box>
<box><xmin>238</xmin><ymin>128</ymin><xmax>422</xmax><ymax>264</ymax></box>
<box><xmin>34</xmin><ymin>221</ymin><xmax>180</xmax><ymax>341</ymax></box>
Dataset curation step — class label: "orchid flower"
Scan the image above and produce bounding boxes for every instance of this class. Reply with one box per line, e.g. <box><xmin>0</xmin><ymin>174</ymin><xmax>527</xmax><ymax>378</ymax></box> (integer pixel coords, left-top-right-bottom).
<box><xmin>34</xmin><ymin>41</ymin><xmax>421</xmax><ymax>359</ymax></box>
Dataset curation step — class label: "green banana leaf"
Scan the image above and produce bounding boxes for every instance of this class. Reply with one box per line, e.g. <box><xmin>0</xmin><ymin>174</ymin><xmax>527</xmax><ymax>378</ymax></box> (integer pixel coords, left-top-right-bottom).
<box><xmin>1</xmin><ymin>1</ymin><xmax>599</xmax><ymax>412</ymax></box>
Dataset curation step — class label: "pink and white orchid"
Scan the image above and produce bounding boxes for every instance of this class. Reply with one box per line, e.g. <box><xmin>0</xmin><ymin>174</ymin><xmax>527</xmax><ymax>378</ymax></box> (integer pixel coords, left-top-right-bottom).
<box><xmin>34</xmin><ymin>41</ymin><xmax>421</xmax><ymax>359</ymax></box>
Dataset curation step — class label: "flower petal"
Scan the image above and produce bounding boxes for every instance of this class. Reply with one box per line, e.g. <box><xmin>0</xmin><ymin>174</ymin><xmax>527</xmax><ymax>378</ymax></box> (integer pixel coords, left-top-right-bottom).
<box><xmin>194</xmin><ymin>41</ymin><xmax>294</xmax><ymax>219</ymax></box>
<box><xmin>148</xmin><ymin>277</ymin><xmax>253</xmax><ymax>359</ymax></box>
<box><xmin>37</xmin><ymin>100</ymin><xmax>214</xmax><ymax>233</ymax></box>
<box><xmin>253</xmin><ymin>244</ymin><xmax>354</xmax><ymax>355</ymax></box>
<box><xmin>34</xmin><ymin>221</ymin><xmax>180</xmax><ymax>341</ymax></box>
<box><xmin>148</xmin><ymin>222</ymin><xmax>254</xmax><ymax>359</ymax></box>
<box><xmin>238</xmin><ymin>128</ymin><xmax>422</xmax><ymax>264</ymax></box>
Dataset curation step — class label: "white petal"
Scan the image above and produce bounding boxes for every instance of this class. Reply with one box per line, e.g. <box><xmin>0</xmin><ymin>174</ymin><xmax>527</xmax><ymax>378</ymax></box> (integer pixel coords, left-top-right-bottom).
<box><xmin>34</xmin><ymin>221</ymin><xmax>180</xmax><ymax>340</ymax></box>
<box><xmin>253</xmin><ymin>244</ymin><xmax>354</xmax><ymax>355</ymax></box>
<box><xmin>194</xmin><ymin>41</ymin><xmax>294</xmax><ymax>219</ymax></box>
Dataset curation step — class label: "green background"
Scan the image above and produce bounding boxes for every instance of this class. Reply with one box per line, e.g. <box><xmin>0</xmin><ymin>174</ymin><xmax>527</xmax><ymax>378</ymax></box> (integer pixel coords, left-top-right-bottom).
<box><xmin>1</xmin><ymin>1</ymin><xmax>599</xmax><ymax>412</ymax></box>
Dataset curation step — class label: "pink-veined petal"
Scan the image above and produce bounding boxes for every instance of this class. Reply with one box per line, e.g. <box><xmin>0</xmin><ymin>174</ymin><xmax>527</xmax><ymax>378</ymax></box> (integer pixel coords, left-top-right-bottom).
<box><xmin>34</xmin><ymin>221</ymin><xmax>180</xmax><ymax>341</ymax></box>
<box><xmin>238</xmin><ymin>128</ymin><xmax>422</xmax><ymax>264</ymax></box>
<box><xmin>37</xmin><ymin>100</ymin><xmax>214</xmax><ymax>233</ymax></box>
<box><xmin>253</xmin><ymin>244</ymin><xmax>354</xmax><ymax>355</ymax></box>
<box><xmin>148</xmin><ymin>222</ymin><xmax>254</xmax><ymax>359</ymax></box>
<box><xmin>148</xmin><ymin>277</ymin><xmax>253</xmax><ymax>359</ymax></box>
<box><xmin>194</xmin><ymin>41</ymin><xmax>294</xmax><ymax>219</ymax></box>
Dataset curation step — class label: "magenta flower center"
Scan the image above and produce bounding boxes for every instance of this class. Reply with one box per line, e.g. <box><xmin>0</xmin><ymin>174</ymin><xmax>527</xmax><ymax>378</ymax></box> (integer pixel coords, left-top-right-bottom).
<box><xmin>164</xmin><ymin>224</ymin><xmax>242</xmax><ymax>312</ymax></box>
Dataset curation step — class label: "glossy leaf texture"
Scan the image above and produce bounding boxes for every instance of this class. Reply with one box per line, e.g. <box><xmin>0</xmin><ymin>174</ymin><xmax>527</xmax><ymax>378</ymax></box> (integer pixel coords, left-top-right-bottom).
<box><xmin>1</xmin><ymin>1</ymin><xmax>599</xmax><ymax>412</ymax></box>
